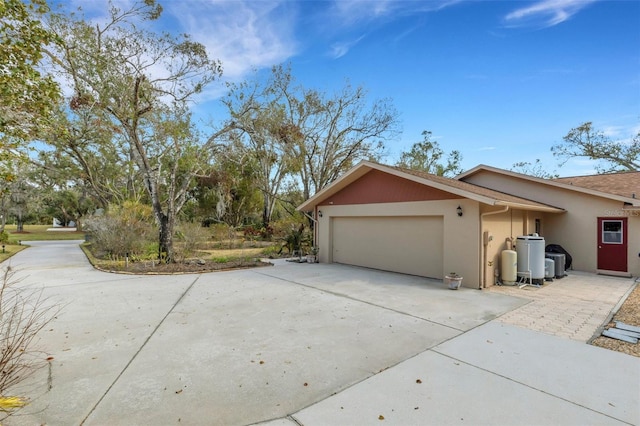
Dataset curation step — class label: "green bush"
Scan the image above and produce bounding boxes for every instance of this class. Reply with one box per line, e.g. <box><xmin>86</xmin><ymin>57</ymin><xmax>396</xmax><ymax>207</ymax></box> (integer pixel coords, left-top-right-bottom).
<box><xmin>0</xmin><ymin>231</ymin><xmax>8</xmax><ymax>244</ymax></box>
<box><xmin>261</xmin><ymin>245</ymin><xmax>281</xmax><ymax>257</ymax></box>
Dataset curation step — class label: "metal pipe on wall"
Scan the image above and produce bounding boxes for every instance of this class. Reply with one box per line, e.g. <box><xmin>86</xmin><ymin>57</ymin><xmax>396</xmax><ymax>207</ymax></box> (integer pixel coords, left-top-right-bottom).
<box><xmin>479</xmin><ymin>205</ymin><xmax>510</xmax><ymax>289</ymax></box>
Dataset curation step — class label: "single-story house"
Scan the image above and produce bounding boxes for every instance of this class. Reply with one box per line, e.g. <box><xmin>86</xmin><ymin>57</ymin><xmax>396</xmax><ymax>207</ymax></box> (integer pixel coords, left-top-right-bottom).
<box><xmin>297</xmin><ymin>161</ymin><xmax>640</xmax><ymax>289</ymax></box>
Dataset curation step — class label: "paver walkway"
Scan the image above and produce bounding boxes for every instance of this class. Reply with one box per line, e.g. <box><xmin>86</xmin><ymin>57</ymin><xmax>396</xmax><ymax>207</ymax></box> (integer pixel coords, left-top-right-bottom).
<box><xmin>488</xmin><ymin>271</ymin><xmax>637</xmax><ymax>342</ymax></box>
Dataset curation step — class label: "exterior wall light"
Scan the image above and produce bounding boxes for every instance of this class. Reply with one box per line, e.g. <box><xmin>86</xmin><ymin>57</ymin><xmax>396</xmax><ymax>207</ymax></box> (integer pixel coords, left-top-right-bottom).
<box><xmin>318</xmin><ymin>210</ymin><xmax>323</xmax><ymax>218</ymax></box>
<box><xmin>456</xmin><ymin>205</ymin><xmax>463</xmax><ymax>217</ymax></box>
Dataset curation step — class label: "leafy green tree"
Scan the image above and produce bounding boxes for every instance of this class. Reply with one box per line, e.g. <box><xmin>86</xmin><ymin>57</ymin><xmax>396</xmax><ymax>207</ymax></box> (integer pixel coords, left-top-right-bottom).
<box><xmin>197</xmin><ymin>142</ymin><xmax>262</xmax><ymax>228</ymax></box>
<box><xmin>0</xmin><ymin>163</ymin><xmax>39</xmax><ymax>232</ymax></box>
<box><xmin>553</xmin><ymin>122</ymin><xmax>640</xmax><ymax>173</ymax></box>
<box><xmin>41</xmin><ymin>188</ymin><xmax>97</xmax><ymax>229</ymax></box>
<box><xmin>396</xmin><ymin>130</ymin><xmax>462</xmax><ymax>177</ymax></box>
<box><xmin>44</xmin><ymin>1</ymin><xmax>225</xmax><ymax>262</ymax></box>
<box><xmin>0</xmin><ymin>0</ymin><xmax>60</xmax><ymax>144</ymax></box>
<box><xmin>38</xmin><ymin>107</ymin><xmax>133</xmax><ymax>210</ymax></box>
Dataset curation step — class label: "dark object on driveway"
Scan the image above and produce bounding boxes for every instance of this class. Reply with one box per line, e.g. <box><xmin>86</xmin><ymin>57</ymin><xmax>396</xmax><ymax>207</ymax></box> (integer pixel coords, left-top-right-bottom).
<box><xmin>545</xmin><ymin>244</ymin><xmax>572</xmax><ymax>270</ymax></box>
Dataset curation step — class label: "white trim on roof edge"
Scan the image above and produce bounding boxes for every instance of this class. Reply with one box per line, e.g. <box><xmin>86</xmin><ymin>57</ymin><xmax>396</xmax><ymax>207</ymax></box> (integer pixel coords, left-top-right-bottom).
<box><xmin>457</xmin><ymin>164</ymin><xmax>640</xmax><ymax>207</ymax></box>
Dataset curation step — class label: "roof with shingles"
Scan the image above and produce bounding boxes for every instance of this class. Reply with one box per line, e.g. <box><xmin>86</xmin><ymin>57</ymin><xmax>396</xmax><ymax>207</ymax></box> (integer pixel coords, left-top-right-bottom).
<box><xmin>458</xmin><ymin>164</ymin><xmax>640</xmax><ymax>207</ymax></box>
<box><xmin>553</xmin><ymin>171</ymin><xmax>640</xmax><ymax>199</ymax></box>
<box><xmin>297</xmin><ymin>161</ymin><xmax>565</xmax><ymax>212</ymax></box>
<box><xmin>393</xmin><ymin>166</ymin><xmax>564</xmax><ymax>211</ymax></box>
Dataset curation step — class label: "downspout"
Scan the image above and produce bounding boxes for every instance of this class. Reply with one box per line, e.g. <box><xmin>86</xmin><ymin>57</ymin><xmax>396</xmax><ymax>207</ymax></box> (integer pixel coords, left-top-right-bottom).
<box><xmin>479</xmin><ymin>205</ymin><xmax>510</xmax><ymax>289</ymax></box>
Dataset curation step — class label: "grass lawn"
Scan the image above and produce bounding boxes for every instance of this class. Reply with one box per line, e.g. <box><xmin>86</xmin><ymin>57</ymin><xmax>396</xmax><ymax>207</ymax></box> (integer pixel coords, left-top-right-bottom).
<box><xmin>0</xmin><ymin>244</ymin><xmax>28</xmax><ymax>263</ymax></box>
<box><xmin>4</xmin><ymin>224</ymin><xmax>86</xmax><ymax>243</ymax></box>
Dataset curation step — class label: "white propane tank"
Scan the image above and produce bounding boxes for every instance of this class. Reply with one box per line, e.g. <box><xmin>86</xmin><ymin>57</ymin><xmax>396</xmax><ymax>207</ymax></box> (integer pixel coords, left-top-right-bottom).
<box><xmin>545</xmin><ymin>258</ymin><xmax>555</xmax><ymax>280</ymax></box>
<box><xmin>501</xmin><ymin>250</ymin><xmax>517</xmax><ymax>284</ymax></box>
<box><xmin>516</xmin><ymin>235</ymin><xmax>546</xmax><ymax>280</ymax></box>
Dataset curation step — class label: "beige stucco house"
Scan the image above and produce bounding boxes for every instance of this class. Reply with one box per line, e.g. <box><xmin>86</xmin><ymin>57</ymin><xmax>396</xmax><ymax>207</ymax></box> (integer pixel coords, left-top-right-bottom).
<box><xmin>297</xmin><ymin>161</ymin><xmax>640</xmax><ymax>289</ymax></box>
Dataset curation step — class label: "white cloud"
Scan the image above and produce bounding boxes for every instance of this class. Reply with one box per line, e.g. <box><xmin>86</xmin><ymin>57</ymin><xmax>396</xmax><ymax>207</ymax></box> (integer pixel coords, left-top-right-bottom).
<box><xmin>165</xmin><ymin>1</ymin><xmax>298</xmax><ymax>82</ymax></box>
<box><xmin>329</xmin><ymin>0</ymin><xmax>395</xmax><ymax>25</ymax></box>
<box><xmin>329</xmin><ymin>35</ymin><xmax>365</xmax><ymax>59</ymax></box>
<box><xmin>504</xmin><ymin>0</ymin><xmax>598</xmax><ymax>28</ymax></box>
<box><xmin>327</xmin><ymin>0</ymin><xmax>462</xmax><ymax>27</ymax></box>
<box><xmin>601</xmin><ymin>125</ymin><xmax>624</xmax><ymax>138</ymax></box>
<box><xmin>320</xmin><ymin>0</ymin><xmax>461</xmax><ymax>58</ymax></box>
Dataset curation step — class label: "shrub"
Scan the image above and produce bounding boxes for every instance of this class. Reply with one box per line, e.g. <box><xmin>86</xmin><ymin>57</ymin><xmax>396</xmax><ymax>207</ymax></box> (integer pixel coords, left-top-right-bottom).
<box><xmin>243</xmin><ymin>225</ymin><xmax>260</xmax><ymax>239</ymax></box>
<box><xmin>270</xmin><ymin>217</ymin><xmax>309</xmax><ymax>240</ymax></box>
<box><xmin>278</xmin><ymin>223</ymin><xmax>310</xmax><ymax>255</ymax></box>
<box><xmin>0</xmin><ymin>266</ymin><xmax>60</xmax><ymax>420</ymax></box>
<box><xmin>175</xmin><ymin>222</ymin><xmax>209</xmax><ymax>260</ymax></box>
<box><xmin>261</xmin><ymin>245</ymin><xmax>281</xmax><ymax>257</ymax></box>
<box><xmin>208</xmin><ymin>223</ymin><xmax>230</xmax><ymax>241</ymax></box>
<box><xmin>83</xmin><ymin>202</ymin><xmax>155</xmax><ymax>259</ymax></box>
<box><xmin>0</xmin><ymin>231</ymin><xmax>8</xmax><ymax>244</ymax></box>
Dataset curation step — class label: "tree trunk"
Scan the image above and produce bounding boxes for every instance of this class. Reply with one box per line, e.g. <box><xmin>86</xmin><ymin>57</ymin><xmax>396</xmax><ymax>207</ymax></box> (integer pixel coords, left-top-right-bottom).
<box><xmin>157</xmin><ymin>213</ymin><xmax>174</xmax><ymax>263</ymax></box>
<box><xmin>16</xmin><ymin>212</ymin><xmax>23</xmax><ymax>232</ymax></box>
<box><xmin>262</xmin><ymin>193</ymin><xmax>271</xmax><ymax>228</ymax></box>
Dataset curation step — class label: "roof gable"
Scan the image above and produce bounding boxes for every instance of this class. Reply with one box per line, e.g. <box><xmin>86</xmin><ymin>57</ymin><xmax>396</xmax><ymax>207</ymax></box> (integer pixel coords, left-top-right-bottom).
<box><xmin>298</xmin><ymin>161</ymin><xmax>564</xmax><ymax>213</ymax></box>
<box><xmin>321</xmin><ymin>169</ymin><xmax>463</xmax><ymax>206</ymax></box>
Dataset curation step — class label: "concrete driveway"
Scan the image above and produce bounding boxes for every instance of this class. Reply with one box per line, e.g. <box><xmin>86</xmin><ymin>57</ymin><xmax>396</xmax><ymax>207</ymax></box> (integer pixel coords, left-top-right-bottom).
<box><xmin>3</xmin><ymin>241</ymin><xmax>638</xmax><ymax>426</ymax></box>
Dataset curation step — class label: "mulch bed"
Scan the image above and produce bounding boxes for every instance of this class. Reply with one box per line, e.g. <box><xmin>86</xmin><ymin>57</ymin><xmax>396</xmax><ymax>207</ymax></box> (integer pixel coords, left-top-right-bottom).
<box><xmin>591</xmin><ymin>283</ymin><xmax>640</xmax><ymax>357</ymax></box>
<box><xmin>94</xmin><ymin>258</ymin><xmax>273</xmax><ymax>275</ymax></box>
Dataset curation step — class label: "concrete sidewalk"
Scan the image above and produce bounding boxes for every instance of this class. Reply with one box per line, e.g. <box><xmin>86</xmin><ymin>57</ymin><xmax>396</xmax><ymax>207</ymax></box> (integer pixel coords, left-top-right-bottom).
<box><xmin>2</xmin><ymin>242</ymin><xmax>638</xmax><ymax>426</ymax></box>
<box><xmin>289</xmin><ymin>321</ymin><xmax>639</xmax><ymax>426</ymax></box>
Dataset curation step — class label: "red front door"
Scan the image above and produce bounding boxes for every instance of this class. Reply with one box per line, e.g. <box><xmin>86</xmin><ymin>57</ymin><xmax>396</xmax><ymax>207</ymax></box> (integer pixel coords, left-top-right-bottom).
<box><xmin>597</xmin><ymin>217</ymin><xmax>627</xmax><ymax>272</ymax></box>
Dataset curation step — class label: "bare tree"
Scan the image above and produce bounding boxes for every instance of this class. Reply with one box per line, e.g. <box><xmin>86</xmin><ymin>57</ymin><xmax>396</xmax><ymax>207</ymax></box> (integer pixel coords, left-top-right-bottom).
<box><xmin>510</xmin><ymin>159</ymin><xmax>558</xmax><ymax>179</ymax></box>
<box><xmin>222</xmin><ymin>70</ymin><xmax>302</xmax><ymax>227</ymax></box>
<box><xmin>224</xmin><ymin>64</ymin><xmax>400</xmax><ymax>216</ymax></box>
<box><xmin>553</xmin><ymin>122</ymin><xmax>640</xmax><ymax>173</ymax></box>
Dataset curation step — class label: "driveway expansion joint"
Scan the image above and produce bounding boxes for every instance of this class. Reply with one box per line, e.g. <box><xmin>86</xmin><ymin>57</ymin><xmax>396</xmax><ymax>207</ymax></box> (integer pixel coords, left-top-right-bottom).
<box><xmin>79</xmin><ymin>275</ymin><xmax>202</xmax><ymax>425</ymax></box>
<box><xmin>253</xmin><ymin>269</ymin><xmax>464</xmax><ymax>333</ymax></box>
<box><xmin>430</xmin><ymin>348</ymin><xmax>633</xmax><ymax>426</ymax></box>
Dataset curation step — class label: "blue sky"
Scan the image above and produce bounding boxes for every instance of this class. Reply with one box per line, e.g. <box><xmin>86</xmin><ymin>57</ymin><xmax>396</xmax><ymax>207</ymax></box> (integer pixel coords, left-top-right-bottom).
<box><xmin>65</xmin><ymin>0</ymin><xmax>639</xmax><ymax>177</ymax></box>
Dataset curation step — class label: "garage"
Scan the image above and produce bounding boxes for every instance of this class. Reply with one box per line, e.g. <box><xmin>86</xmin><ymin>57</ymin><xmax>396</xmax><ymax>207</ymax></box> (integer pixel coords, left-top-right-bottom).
<box><xmin>332</xmin><ymin>216</ymin><xmax>444</xmax><ymax>279</ymax></box>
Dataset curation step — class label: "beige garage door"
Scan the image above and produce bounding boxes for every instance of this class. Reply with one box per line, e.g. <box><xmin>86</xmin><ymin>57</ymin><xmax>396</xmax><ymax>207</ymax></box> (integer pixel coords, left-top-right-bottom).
<box><xmin>332</xmin><ymin>216</ymin><xmax>444</xmax><ymax>279</ymax></box>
